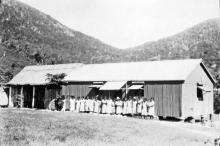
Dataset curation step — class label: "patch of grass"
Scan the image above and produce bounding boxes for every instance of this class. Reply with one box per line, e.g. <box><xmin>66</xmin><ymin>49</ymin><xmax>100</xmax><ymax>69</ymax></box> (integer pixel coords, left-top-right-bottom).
<box><xmin>0</xmin><ymin>108</ymin><xmax>220</xmax><ymax>146</ymax></box>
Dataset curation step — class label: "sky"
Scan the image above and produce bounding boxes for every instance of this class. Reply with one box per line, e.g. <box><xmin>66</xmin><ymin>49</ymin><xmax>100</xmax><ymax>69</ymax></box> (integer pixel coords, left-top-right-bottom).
<box><xmin>18</xmin><ymin>0</ymin><xmax>219</xmax><ymax>49</ymax></box>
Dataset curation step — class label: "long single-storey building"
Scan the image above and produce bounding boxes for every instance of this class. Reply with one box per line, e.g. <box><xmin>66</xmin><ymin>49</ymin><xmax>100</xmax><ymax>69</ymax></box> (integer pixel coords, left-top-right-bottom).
<box><xmin>7</xmin><ymin>63</ymin><xmax>83</xmax><ymax>108</ymax></box>
<box><xmin>7</xmin><ymin>59</ymin><xmax>215</xmax><ymax>119</ymax></box>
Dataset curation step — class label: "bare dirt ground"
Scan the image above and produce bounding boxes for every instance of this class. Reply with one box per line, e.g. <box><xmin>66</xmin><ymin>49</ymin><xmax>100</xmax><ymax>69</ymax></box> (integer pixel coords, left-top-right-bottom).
<box><xmin>0</xmin><ymin>108</ymin><xmax>219</xmax><ymax>146</ymax></box>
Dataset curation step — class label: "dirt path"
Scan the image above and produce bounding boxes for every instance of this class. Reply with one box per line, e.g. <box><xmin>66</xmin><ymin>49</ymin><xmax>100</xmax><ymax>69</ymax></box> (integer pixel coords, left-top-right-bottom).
<box><xmin>155</xmin><ymin>120</ymin><xmax>220</xmax><ymax>139</ymax></box>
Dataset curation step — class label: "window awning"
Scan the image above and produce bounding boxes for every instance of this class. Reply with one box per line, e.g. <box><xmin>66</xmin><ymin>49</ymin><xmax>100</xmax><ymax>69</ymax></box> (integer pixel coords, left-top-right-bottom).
<box><xmin>128</xmin><ymin>85</ymin><xmax>143</xmax><ymax>90</ymax></box>
<box><xmin>99</xmin><ymin>81</ymin><xmax>126</xmax><ymax>90</ymax></box>
<box><xmin>89</xmin><ymin>85</ymin><xmax>103</xmax><ymax>88</ymax></box>
<box><xmin>198</xmin><ymin>86</ymin><xmax>211</xmax><ymax>92</ymax></box>
<box><xmin>198</xmin><ymin>86</ymin><xmax>205</xmax><ymax>90</ymax></box>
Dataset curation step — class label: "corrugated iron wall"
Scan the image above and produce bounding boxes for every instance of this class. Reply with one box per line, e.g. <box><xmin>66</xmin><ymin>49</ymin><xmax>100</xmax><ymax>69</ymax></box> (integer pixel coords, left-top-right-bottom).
<box><xmin>44</xmin><ymin>85</ymin><xmax>61</xmax><ymax>108</ymax></box>
<box><xmin>62</xmin><ymin>84</ymin><xmax>97</xmax><ymax>97</ymax></box>
<box><xmin>144</xmin><ymin>83</ymin><xmax>182</xmax><ymax>118</ymax></box>
<box><xmin>23</xmin><ymin>85</ymin><xmax>33</xmax><ymax>108</ymax></box>
<box><xmin>11</xmin><ymin>86</ymin><xmax>21</xmax><ymax>106</ymax></box>
<box><xmin>34</xmin><ymin>86</ymin><xmax>45</xmax><ymax>109</ymax></box>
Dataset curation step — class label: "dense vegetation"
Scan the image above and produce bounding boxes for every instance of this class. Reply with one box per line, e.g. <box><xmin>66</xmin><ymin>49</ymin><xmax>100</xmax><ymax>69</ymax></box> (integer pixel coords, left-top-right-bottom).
<box><xmin>0</xmin><ymin>0</ymin><xmax>220</xmax><ymax>84</ymax></box>
<box><xmin>127</xmin><ymin>19</ymin><xmax>220</xmax><ymax>76</ymax></box>
<box><xmin>0</xmin><ymin>0</ymin><xmax>124</xmax><ymax>83</ymax></box>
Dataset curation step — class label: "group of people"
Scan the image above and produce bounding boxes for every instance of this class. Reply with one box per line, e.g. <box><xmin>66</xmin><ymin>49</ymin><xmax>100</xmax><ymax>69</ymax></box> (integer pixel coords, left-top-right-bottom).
<box><xmin>49</xmin><ymin>95</ymin><xmax>155</xmax><ymax>119</ymax></box>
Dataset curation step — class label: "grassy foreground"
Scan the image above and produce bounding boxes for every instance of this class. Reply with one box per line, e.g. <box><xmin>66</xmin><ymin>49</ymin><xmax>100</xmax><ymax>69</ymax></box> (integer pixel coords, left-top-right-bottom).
<box><xmin>0</xmin><ymin>108</ymin><xmax>219</xmax><ymax>146</ymax></box>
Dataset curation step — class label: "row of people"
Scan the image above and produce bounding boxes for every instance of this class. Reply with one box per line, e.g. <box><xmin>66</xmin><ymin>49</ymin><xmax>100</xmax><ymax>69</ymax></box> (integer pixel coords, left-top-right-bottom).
<box><xmin>60</xmin><ymin>96</ymin><xmax>155</xmax><ymax>118</ymax></box>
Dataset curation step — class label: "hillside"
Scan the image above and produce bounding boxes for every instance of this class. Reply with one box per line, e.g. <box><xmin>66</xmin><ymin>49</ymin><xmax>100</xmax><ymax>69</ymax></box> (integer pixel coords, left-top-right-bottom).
<box><xmin>0</xmin><ymin>0</ymin><xmax>124</xmax><ymax>83</ymax></box>
<box><xmin>126</xmin><ymin>18</ymin><xmax>220</xmax><ymax>76</ymax></box>
<box><xmin>0</xmin><ymin>0</ymin><xmax>220</xmax><ymax>83</ymax></box>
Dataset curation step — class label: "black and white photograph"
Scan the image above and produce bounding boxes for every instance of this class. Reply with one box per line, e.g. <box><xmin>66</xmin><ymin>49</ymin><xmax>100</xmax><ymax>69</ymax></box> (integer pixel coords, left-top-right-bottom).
<box><xmin>0</xmin><ymin>0</ymin><xmax>220</xmax><ymax>145</ymax></box>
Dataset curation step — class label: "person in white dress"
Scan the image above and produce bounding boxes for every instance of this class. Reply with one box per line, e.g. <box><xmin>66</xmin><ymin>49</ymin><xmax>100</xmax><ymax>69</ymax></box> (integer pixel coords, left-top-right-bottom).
<box><xmin>141</xmin><ymin>98</ymin><xmax>148</xmax><ymax>119</ymax></box>
<box><xmin>127</xmin><ymin>97</ymin><xmax>132</xmax><ymax>116</ymax></box>
<box><xmin>148</xmin><ymin>97</ymin><xmax>155</xmax><ymax>119</ymax></box>
<box><xmin>61</xmin><ymin>96</ymin><xmax>66</xmax><ymax>111</ymax></box>
<box><xmin>70</xmin><ymin>96</ymin><xmax>76</xmax><ymax>112</ymax></box>
<box><xmin>122</xmin><ymin>98</ymin><xmax>127</xmax><ymax>116</ymax></box>
<box><xmin>115</xmin><ymin>97</ymin><xmax>123</xmax><ymax>115</ymax></box>
<box><xmin>76</xmin><ymin>97</ymin><xmax>81</xmax><ymax>112</ymax></box>
<box><xmin>111</xmin><ymin>99</ymin><xmax>116</xmax><ymax>115</ymax></box>
<box><xmin>106</xmin><ymin>97</ymin><xmax>113</xmax><ymax>114</ymax></box>
<box><xmin>84</xmin><ymin>96</ymin><xmax>89</xmax><ymax>113</ymax></box>
<box><xmin>94</xmin><ymin>97</ymin><xmax>100</xmax><ymax>113</ymax></box>
<box><xmin>0</xmin><ymin>87</ymin><xmax>8</xmax><ymax>107</ymax></box>
<box><xmin>89</xmin><ymin>97</ymin><xmax>94</xmax><ymax>113</ymax></box>
<box><xmin>132</xmin><ymin>97</ymin><xmax>137</xmax><ymax>117</ymax></box>
<box><xmin>137</xmin><ymin>97</ymin><xmax>143</xmax><ymax>118</ymax></box>
<box><xmin>101</xmin><ymin>97</ymin><xmax>107</xmax><ymax>114</ymax></box>
<box><xmin>80</xmin><ymin>96</ymin><xmax>85</xmax><ymax>112</ymax></box>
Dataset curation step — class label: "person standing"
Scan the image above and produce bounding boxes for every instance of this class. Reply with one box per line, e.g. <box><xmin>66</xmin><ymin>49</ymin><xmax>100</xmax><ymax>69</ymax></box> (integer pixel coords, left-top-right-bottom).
<box><xmin>106</xmin><ymin>97</ymin><xmax>113</xmax><ymax>114</ymax></box>
<box><xmin>148</xmin><ymin>97</ymin><xmax>155</xmax><ymax>119</ymax></box>
<box><xmin>101</xmin><ymin>97</ymin><xmax>106</xmax><ymax>114</ymax></box>
<box><xmin>115</xmin><ymin>97</ymin><xmax>123</xmax><ymax>115</ymax></box>
<box><xmin>80</xmin><ymin>96</ymin><xmax>85</xmax><ymax>113</ymax></box>
<box><xmin>111</xmin><ymin>98</ymin><xmax>116</xmax><ymax>115</ymax></box>
<box><xmin>84</xmin><ymin>96</ymin><xmax>89</xmax><ymax>113</ymax></box>
<box><xmin>122</xmin><ymin>98</ymin><xmax>127</xmax><ymax>116</ymax></box>
<box><xmin>61</xmin><ymin>96</ymin><xmax>66</xmax><ymax>111</ymax></box>
<box><xmin>76</xmin><ymin>96</ymin><xmax>81</xmax><ymax>112</ymax></box>
<box><xmin>127</xmin><ymin>97</ymin><xmax>132</xmax><ymax>116</ymax></box>
<box><xmin>132</xmin><ymin>96</ymin><xmax>137</xmax><ymax>117</ymax></box>
<box><xmin>94</xmin><ymin>96</ymin><xmax>100</xmax><ymax>113</ymax></box>
<box><xmin>89</xmin><ymin>96</ymin><xmax>94</xmax><ymax>113</ymax></box>
<box><xmin>141</xmin><ymin>98</ymin><xmax>148</xmax><ymax>119</ymax></box>
<box><xmin>137</xmin><ymin>96</ymin><xmax>143</xmax><ymax>118</ymax></box>
<box><xmin>70</xmin><ymin>96</ymin><xmax>76</xmax><ymax>112</ymax></box>
<box><xmin>65</xmin><ymin>95</ymin><xmax>70</xmax><ymax>111</ymax></box>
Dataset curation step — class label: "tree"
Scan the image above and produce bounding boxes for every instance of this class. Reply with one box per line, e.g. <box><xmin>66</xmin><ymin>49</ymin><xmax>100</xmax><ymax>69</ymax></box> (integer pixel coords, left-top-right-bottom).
<box><xmin>46</xmin><ymin>73</ymin><xmax>66</xmax><ymax>84</ymax></box>
<box><xmin>214</xmin><ymin>75</ymin><xmax>220</xmax><ymax>114</ymax></box>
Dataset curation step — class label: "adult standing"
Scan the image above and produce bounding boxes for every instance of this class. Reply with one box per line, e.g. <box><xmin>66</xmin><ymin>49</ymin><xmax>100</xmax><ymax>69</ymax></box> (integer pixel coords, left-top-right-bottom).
<box><xmin>89</xmin><ymin>96</ymin><xmax>94</xmax><ymax>113</ymax></box>
<box><xmin>61</xmin><ymin>96</ymin><xmax>66</xmax><ymax>111</ymax></box>
<box><xmin>101</xmin><ymin>97</ymin><xmax>107</xmax><ymax>114</ymax></box>
<box><xmin>80</xmin><ymin>96</ymin><xmax>85</xmax><ymax>113</ymax></box>
<box><xmin>84</xmin><ymin>96</ymin><xmax>89</xmax><ymax>113</ymax></box>
<box><xmin>115</xmin><ymin>97</ymin><xmax>123</xmax><ymax>115</ymax></box>
<box><xmin>148</xmin><ymin>97</ymin><xmax>155</xmax><ymax>119</ymax></box>
<box><xmin>141</xmin><ymin>98</ymin><xmax>148</xmax><ymax>119</ymax></box>
<box><xmin>94</xmin><ymin>96</ymin><xmax>100</xmax><ymax>113</ymax></box>
<box><xmin>127</xmin><ymin>97</ymin><xmax>132</xmax><ymax>116</ymax></box>
<box><xmin>122</xmin><ymin>98</ymin><xmax>127</xmax><ymax>116</ymax></box>
<box><xmin>76</xmin><ymin>96</ymin><xmax>81</xmax><ymax>112</ymax></box>
<box><xmin>0</xmin><ymin>87</ymin><xmax>8</xmax><ymax>107</ymax></box>
<box><xmin>70</xmin><ymin>96</ymin><xmax>76</xmax><ymax>111</ymax></box>
<box><xmin>137</xmin><ymin>96</ymin><xmax>143</xmax><ymax>118</ymax></box>
<box><xmin>132</xmin><ymin>96</ymin><xmax>137</xmax><ymax>117</ymax></box>
<box><xmin>106</xmin><ymin>97</ymin><xmax>113</xmax><ymax>114</ymax></box>
<box><xmin>111</xmin><ymin>98</ymin><xmax>116</xmax><ymax>115</ymax></box>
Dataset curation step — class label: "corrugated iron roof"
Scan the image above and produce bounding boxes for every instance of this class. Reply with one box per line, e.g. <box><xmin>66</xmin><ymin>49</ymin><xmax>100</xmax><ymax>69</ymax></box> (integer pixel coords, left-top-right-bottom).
<box><xmin>99</xmin><ymin>81</ymin><xmax>126</xmax><ymax>90</ymax></box>
<box><xmin>8</xmin><ymin>63</ymin><xmax>83</xmax><ymax>85</ymax></box>
<box><xmin>8</xmin><ymin>59</ymin><xmax>215</xmax><ymax>85</ymax></box>
<box><xmin>64</xmin><ymin>59</ymin><xmax>205</xmax><ymax>82</ymax></box>
<box><xmin>128</xmin><ymin>85</ymin><xmax>143</xmax><ymax>90</ymax></box>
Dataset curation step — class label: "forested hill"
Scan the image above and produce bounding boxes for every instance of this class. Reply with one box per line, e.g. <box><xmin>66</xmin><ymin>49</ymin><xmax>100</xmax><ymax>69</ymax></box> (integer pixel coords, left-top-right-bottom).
<box><xmin>0</xmin><ymin>0</ymin><xmax>124</xmax><ymax>83</ymax></box>
<box><xmin>125</xmin><ymin>18</ymin><xmax>220</xmax><ymax>76</ymax></box>
<box><xmin>0</xmin><ymin>0</ymin><xmax>220</xmax><ymax>83</ymax></box>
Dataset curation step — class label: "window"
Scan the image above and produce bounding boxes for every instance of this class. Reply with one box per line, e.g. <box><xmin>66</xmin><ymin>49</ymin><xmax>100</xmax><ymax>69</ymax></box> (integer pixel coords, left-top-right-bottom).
<box><xmin>197</xmin><ymin>87</ymin><xmax>203</xmax><ymax>101</ymax></box>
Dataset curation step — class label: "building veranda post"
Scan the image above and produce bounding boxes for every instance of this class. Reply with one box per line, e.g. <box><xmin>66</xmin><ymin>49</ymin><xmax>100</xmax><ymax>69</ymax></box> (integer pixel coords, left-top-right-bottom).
<box><xmin>7</xmin><ymin>59</ymin><xmax>215</xmax><ymax>120</ymax></box>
